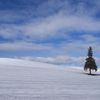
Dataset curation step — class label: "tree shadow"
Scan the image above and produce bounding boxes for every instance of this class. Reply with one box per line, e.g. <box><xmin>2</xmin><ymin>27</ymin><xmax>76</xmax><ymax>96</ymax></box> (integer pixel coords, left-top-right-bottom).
<box><xmin>84</xmin><ymin>73</ymin><xmax>100</xmax><ymax>76</ymax></box>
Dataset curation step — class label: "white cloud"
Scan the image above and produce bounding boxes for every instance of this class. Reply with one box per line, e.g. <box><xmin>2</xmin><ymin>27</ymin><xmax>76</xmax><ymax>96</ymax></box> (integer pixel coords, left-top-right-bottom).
<box><xmin>20</xmin><ymin>55</ymin><xmax>86</xmax><ymax>66</ymax></box>
<box><xmin>0</xmin><ymin>34</ymin><xmax>99</xmax><ymax>57</ymax></box>
<box><xmin>80</xmin><ymin>35</ymin><xmax>99</xmax><ymax>42</ymax></box>
<box><xmin>20</xmin><ymin>55</ymin><xmax>100</xmax><ymax>67</ymax></box>
<box><xmin>0</xmin><ymin>0</ymin><xmax>100</xmax><ymax>58</ymax></box>
<box><xmin>1</xmin><ymin>13</ymin><xmax>100</xmax><ymax>41</ymax></box>
<box><xmin>0</xmin><ymin>0</ymin><xmax>100</xmax><ymax>41</ymax></box>
<box><xmin>0</xmin><ymin>42</ymin><xmax>52</xmax><ymax>51</ymax></box>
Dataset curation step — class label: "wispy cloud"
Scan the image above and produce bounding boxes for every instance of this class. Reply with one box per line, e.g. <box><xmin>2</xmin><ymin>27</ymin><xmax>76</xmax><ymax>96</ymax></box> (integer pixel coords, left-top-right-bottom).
<box><xmin>20</xmin><ymin>55</ymin><xmax>85</xmax><ymax>66</ymax></box>
<box><xmin>0</xmin><ymin>42</ymin><xmax>52</xmax><ymax>51</ymax></box>
<box><xmin>20</xmin><ymin>55</ymin><xmax>100</xmax><ymax>67</ymax></box>
<box><xmin>1</xmin><ymin>11</ymin><xmax>100</xmax><ymax>40</ymax></box>
<box><xmin>0</xmin><ymin>0</ymin><xmax>100</xmax><ymax>62</ymax></box>
<box><xmin>23</xmin><ymin>14</ymin><xmax>100</xmax><ymax>40</ymax></box>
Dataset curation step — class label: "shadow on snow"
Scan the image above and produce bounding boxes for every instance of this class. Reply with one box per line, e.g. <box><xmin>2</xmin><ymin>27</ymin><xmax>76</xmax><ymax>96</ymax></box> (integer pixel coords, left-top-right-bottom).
<box><xmin>84</xmin><ymin>73</ymin><xmax>100</xmax><ymax>76</ymax></box>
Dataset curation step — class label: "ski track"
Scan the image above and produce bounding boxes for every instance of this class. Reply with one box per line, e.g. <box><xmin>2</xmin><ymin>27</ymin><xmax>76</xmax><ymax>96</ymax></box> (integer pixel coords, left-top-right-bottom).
<box><xmin>0</xmin><ymin>58</ymin><xmax>100</xmax><ymax>100</ymax></box>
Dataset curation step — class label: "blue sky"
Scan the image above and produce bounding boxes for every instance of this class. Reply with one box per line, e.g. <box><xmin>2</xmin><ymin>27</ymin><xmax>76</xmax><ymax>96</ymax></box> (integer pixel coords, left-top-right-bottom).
<box><xmin>1</xmin><ymin>0</ymin><xmax>100</xmax><ymax>66</ymax></box>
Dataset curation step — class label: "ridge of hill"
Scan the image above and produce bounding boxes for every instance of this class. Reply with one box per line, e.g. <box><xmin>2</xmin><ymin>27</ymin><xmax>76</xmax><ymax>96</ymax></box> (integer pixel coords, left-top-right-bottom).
<box><xmin>0</xmin><ymin>58</ymin><xmax>99</xmax><ymax>100</ymax></box>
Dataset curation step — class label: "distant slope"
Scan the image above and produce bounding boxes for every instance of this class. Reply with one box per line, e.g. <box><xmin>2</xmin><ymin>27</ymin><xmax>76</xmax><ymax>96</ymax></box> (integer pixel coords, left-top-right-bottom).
<box><xmin>0</xmin><ymin>58</ymin><xmax>99</xmax><ymax>100</ymax></box>
<box><xmin>0</xmin><ymin>58</ymin><xmax>77</xmax><ymax>72</ymax></box>
<box><xmin>0</xmin><ymin>58</ymin><xmax>68</xmax><ymax>69</ymax></box>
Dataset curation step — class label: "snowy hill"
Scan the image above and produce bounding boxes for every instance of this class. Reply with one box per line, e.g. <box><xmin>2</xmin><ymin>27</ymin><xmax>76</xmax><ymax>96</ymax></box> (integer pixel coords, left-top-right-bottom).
<box><xmin>0</xmin><ymin>58</ymin><xmax>100</xmax><ymax>100</ymax></box>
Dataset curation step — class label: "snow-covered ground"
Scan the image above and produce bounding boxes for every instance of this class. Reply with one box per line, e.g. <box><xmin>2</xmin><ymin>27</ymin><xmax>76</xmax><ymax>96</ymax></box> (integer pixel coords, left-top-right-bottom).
<box><xmin>0</xmin><ymin>58</ymin><xmax>100</xmax><ymax>100</ymax></box>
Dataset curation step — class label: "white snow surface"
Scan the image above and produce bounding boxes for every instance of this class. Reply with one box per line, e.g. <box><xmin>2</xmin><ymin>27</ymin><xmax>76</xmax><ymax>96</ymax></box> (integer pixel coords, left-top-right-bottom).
<box><xmin>0</xmin><ymin>58</ymin><xmax>100</xmax><ymax>100</ymax></box>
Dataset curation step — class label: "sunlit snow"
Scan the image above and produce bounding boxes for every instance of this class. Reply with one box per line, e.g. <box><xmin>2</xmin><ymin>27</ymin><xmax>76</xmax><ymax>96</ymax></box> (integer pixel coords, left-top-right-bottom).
<box><xmin>0</xmin><ymin>58</ymin><xmax>100</xmax><ymax>100</ymax></box>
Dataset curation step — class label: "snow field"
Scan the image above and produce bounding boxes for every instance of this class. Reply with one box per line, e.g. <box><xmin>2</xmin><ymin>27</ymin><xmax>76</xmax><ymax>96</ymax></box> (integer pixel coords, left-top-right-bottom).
<box><xmin>0</xmin><ymin>58</ymin><xmax>100</xmax><ymax>100</ymax></box>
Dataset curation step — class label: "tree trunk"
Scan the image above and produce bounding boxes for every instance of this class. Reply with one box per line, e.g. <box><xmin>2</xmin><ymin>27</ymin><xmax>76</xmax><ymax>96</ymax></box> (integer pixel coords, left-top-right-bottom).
<box><xmin>89</xmin><ymin>68</ymin><xmax>91</xmax><ymax>75</ymax></box>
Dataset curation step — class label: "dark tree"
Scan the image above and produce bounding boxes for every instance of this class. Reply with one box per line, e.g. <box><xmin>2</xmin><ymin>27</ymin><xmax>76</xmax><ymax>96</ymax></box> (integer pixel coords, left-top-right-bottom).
<box><xmin>88</xmin><ymin>46</ymin><xmax>93</xmax><ymax>58</ymax></box>
<box><xmin>84</xmin><ymin>46</ymin><xmax>98</xmax><ymax>74</ymax></box>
